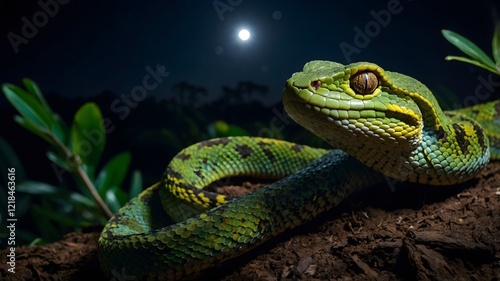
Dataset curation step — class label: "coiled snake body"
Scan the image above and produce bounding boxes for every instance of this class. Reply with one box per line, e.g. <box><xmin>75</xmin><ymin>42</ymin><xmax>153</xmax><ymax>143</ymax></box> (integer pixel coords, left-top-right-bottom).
<box><xmin>98</xmin><ymin>61</ymin><xmax>500</xmax><ymax>280</ymax></box>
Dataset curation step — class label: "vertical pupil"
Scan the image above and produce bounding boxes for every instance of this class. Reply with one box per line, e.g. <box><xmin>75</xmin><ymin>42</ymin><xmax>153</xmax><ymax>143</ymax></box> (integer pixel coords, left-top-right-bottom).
<box><xmin>350</xmin><ymin>71</ymin><xmax>379</xmax><ymax>95</ymax></box>
<box><xmin>363</xmin><ymin>73</ymin><xmax>369</xmax><ymax>92</ymax></box>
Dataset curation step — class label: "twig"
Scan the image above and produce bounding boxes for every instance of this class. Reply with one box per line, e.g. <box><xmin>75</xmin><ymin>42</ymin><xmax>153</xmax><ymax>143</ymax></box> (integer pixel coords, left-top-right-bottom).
<box><xmin>44</xmin><ymin>129</ymin><xmax>113</xmax><ymax>219</ymax></box>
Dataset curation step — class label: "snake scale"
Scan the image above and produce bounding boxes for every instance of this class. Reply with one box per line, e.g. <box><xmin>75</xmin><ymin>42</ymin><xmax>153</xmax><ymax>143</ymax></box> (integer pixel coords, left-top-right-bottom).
<box><xmin>98</xmin><ymin>61</ymin><xmax>500</xmax><ymax>280</ymax></box>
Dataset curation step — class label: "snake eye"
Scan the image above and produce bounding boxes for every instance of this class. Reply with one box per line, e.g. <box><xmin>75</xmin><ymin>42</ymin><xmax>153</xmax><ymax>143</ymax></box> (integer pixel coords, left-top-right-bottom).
<box><xmin>350</xmin><ymin>71</ymin><xmax>379</xmax><ymax>95</ymax></box>
<box><xmin>311</xmin><ymin>80</ymin><xmax>321</xmax><ymax>90</ymax></box>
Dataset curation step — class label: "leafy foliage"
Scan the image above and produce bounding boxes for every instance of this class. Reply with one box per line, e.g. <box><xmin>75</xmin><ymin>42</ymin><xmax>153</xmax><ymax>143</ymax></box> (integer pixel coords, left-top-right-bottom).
<box><xmin>442</xmin><ymin>23</ymin><xmax>500</xmax><ymax>75</ymax></box>
<box><xmin>1</xmin><ymin>79</ymin><xmax>142</xmax><ymax>244</ymax></box>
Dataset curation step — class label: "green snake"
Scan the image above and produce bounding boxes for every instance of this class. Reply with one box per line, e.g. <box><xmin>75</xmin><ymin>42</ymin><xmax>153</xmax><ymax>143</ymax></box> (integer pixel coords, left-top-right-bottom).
<box><xmin>98</xmin><ymin>61</ymin><xmax>500</xmax><ymax>280</ymax></box>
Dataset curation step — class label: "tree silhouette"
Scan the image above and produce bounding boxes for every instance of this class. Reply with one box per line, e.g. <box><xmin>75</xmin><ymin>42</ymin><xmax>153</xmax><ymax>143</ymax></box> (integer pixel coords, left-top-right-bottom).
<box><xmin>171</xmin><ymin>81</ymin><xmax>208</xmax><ymax>105</ymax></box>
<box><xmin>221</xmin><ymin>81</ymin><xmax>268</xmax><ymax>104</ymax></box>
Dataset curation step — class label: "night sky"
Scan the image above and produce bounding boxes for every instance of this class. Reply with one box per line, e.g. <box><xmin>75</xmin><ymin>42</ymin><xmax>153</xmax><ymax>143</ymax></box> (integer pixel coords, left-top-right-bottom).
<box><xmin>0</xmin><ymin>0</ymin><xmax>497</xmax><ymax>108</ymax></box>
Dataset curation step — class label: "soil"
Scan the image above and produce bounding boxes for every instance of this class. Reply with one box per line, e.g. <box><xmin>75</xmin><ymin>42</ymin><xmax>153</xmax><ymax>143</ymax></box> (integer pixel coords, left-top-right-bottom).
<box><xmin>1</xmin><ymin>162</ymin><xmax>500</xmax><ymax>281</ymax></box>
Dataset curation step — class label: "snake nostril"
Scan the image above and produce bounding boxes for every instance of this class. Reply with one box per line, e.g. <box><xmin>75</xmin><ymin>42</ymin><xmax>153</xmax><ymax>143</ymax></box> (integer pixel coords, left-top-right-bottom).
<box><xmin>311</xmin><ymin>80</ymin><xmax>321</xmax><ymax>90</ymax></box>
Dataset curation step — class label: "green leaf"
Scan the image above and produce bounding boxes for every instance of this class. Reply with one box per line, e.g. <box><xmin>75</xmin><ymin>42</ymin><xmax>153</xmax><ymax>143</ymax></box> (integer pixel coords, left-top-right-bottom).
<box><xmin>492</xmin><ymin>22</ymin><xmax>500</xmax><ymax>73</ymax></box>
<box><xmin>46</xmin><ymin>151</ymin><xmax>70</xmax><ymax>171</ymax></box>
<box><xmin>441</xmin><ymin>29</ymin><xmax>496</xmax><ymax>70</ymax></box>
<box><xmin>34</xmin><ymin>197</ymin><xmax>64</xmax><ymax>239</ymax></box>
<box><xmin>0</xmin><ymin>137</ymin><xmax>26</xmax><ymax>181</ymax></box>
<box><xmin>32</xmin><ymin>208</ymin><xmax>60</xmax><ymax>242</ymax></box>
<box><xmin>17</xmin><ymin>180</ymin><xmax>99</xmax><ymax>215</ymax></box>
<box><xmin>20</xmin><ymin>79</ymin><xmax>67</xmax><ymax>142</ymax></box>
<box><xmin>129</xmin><ymin>170</ymin><xmax>143</xmax><ymax>198</ymax></box>
<box><xmin>70</xmin><ymin>102</ymin><xmax>105</xmax><ymax>169</ymax></box>
<box><xmin>3</xmin><ymin>84</ymin><xmax>54</xmax><ymax>131</ymax></box>
<box><xmin>22</xmin><ymin>78</ymin><xmax>52</xmax><ymax>113</ymax></box>
<box><xmin>444</xmin><ymin>55</ymin><xmax>498</xmax><ymax>73</ymax></box>
<box><xmin>17</xmin><ymin>180</ymin><xmax>103</xmax><ymax>223</ymax></box>
<box><xmin>68</xmin><ymin>192</ymin><xmax>95</xmax><ymax>208</ymax></box>
<box><xmin>32</xmin><ymin>204</ymin><xmax>84</xmax><ymax>227</ymax></box>
<box><xmin>95</xmin><ymin>151</ymin><xmax>131</xmax><ymax>195</ymax></box>
<box><xmin>29</xmin><ymin>238</ymin><xmax>44</xmax><ymax>246</ymax></box>
<box><xmin>13</xmin><ymin>115</ymin><xmax>58</xmax><ymax>148</ymax></box>
<box><xmin>105</xmin><ymin>186</ymin><xmax>128</xmax><ymax>213</ymax></box>
<box><xmin>17</xmin><ymin>181</ymin><xmax>62</xmax><ymax>195</ymax></box>
<box><xmin>50</xmin><ymin>113</ymin><xmax>69</xmax><ymax>144</ymax></box>
<box><xmin>16</xmin><ymin>195</ymin><xmax>32</xmax><ymax>221</ymax></box>
<box><xmin>224</xmin><ymin>124</ymin><xmax>249</xmax><ymax>136</ymax></box>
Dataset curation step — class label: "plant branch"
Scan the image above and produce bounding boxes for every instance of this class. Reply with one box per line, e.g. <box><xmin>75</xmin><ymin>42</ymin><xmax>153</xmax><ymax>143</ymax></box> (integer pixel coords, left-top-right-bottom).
<box><xmin>73</xmin><ymin>164</ymin><xmax>113</xmax><ymax>219</ymax></box>
<box><xmin>43</xmin><ymin>129</ymin><xmax>113</xmax><ymax>219</ymax></box>
<box><xmin>444</xmin><ymin>56</ymin><xmax>499</xmax><ymax>75</ymax></box>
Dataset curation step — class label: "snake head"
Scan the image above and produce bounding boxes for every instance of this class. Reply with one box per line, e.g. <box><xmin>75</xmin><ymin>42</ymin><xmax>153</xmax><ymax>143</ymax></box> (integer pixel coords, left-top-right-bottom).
<box><xmin>283</xmin><ymin>61</ymin><xmax>427</xmax><ymax>174</ymax></box>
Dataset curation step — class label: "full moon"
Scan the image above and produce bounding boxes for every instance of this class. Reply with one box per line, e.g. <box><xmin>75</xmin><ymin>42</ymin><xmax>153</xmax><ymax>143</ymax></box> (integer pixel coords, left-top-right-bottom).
<box><xmin>238</xmin><ymin>29</ymin><xmax>250</xmax><ymax>41</ymax></box>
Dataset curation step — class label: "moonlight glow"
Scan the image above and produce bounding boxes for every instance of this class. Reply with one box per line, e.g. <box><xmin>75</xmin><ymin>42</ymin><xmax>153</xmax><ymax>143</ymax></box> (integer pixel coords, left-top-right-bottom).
<box><xmin>238</xmin><ymin>29</ymin><xmax>250</xmax><ymax>41</ymax></box>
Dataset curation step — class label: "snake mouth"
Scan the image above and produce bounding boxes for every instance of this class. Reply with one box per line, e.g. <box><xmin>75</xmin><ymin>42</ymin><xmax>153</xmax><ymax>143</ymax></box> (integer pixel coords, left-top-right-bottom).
<box><xmin>283</xmin><ymin>84</ymin><xmax>350</xmax><ymax>147</ymax></box>
<box><xmin>283</xmin><ymin>87</ymin><xmax>319</xmax><ymax>118</ymax></box>
<box><xmin>283</xmin><ymin>82</ymin><xmax>370</xmax><ymax>124</ymax></box>
<box><xmin>283</xmin><ymin>91</ymin><xmax>329</xmax><ymax>137</ymax></box>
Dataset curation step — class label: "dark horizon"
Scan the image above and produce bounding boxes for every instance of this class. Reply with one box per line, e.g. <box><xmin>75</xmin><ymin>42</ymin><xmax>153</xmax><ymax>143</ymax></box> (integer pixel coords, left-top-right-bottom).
<box><xmin>1</xmin><ymin>0</ymin><xmax>497</xmax><ymax>109</ymax></box>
